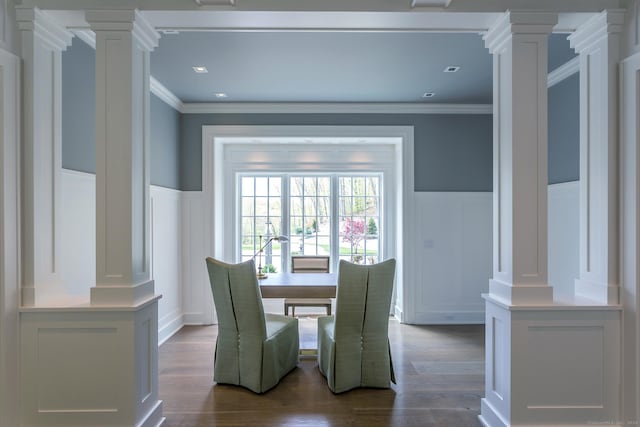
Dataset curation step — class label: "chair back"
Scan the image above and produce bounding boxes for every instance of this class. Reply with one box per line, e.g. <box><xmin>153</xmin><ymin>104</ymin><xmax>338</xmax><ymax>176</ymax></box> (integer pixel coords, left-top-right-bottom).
<box><xmin>205</xmin><ymin>257</ymin><xmax>267</xmax><ymax>340</ymax></box>
<box><xmin>291</xmin><ymin>255</ymin><xmax>330</xmax><ymax>273</ymax></box>
<box><xmin>334</xmin><ymin>259</ymin><xmax>396</xmax><ymax>341</ymax></box>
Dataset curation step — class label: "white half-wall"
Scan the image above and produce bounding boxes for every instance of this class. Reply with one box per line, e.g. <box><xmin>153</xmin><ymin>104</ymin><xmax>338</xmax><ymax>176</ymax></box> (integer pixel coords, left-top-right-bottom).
<box><xmin>548</xmin><ymin>180</ymin><xmax>580</xmax><ymax>300</ymax></box>
<box><xmin>60</xmin><ymin>172</ymin><xmax>579</xmax><ymax>329</ymax></box>
<box><xmin>60</xmin><ymin>169</ymin><xmax>183</xmax><ymax>343</ymax></box>
<box><xmin>408</xmin><ymin>192</ymin><xmax>492</xmax><ymax>324</ymax></box>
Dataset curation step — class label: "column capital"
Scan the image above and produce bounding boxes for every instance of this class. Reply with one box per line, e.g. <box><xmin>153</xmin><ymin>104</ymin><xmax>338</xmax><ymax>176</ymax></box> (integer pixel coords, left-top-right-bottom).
<box><xmin>15</xmin><ymin>6</ymin><xmax>72</xmax><ymax>51</ymax></box>
<box><xmin>484</xmin><ymin>11</ymin><xmax>557</xmax><ymax>54</ymax></box>
<box><xmin>86</xmin><ymin>9</ymin><xmax>159</xmax><ymax>52</ymax></box>
<box><xmin>569</xmin><ymin>9</ymin><xmax>625</xmax><ymax>54</ymax></box>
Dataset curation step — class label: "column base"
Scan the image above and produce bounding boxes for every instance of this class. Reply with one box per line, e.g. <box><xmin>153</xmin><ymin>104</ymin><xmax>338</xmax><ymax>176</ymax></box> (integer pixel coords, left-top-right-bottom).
<box><xmin>483</xmin><ymin>298</ymin><xmax>621</xmax><ymax>427</ymax></box>
<box><xmin>20</xmin><ymin>297</ymin><xmax>163</xmax><ymax>427</ymax></box>
<box><xmin>489</xmin><ymin>279</ymin><xmax>553</xmax><ymax>305</ymax></box>
<box><xmin>91</xmin><ymin>279</ymin><xmax>155</xmax><ymax>306</ymax></box>
<box><xmin>574</xmin><ymin>277</ymin><xmax>619</xmax><ymax>305</ymax></box>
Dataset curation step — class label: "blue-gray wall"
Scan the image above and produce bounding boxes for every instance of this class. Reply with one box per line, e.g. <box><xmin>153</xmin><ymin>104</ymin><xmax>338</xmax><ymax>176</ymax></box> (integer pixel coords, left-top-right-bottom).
<box><xmin>548</xmin><ymin>73</ymin><xmax>580</xmax><ymax>184</ymax></box>
<box><xmin>150</xmin><ymin>95</ymin><xmax>181</xmax><ymax>189</ymax></box>
<box><xmin>62</xmin><ymin>38</ymin><xmax>182</xmax><ymax>189</ymax></box>
<box><xmin>62</xmin><ymin>37</ymin><xmax>96</xmax><ymax>174</ymax></box>
<box><xmin>180</xmin><ymin>113</ymin><xmax>494</xmax><ymax>192</ymax></box>
<box><xmin>63</xmin><ymin>34</ymin><xmax>578</xmax><ymax>192</ymax></box>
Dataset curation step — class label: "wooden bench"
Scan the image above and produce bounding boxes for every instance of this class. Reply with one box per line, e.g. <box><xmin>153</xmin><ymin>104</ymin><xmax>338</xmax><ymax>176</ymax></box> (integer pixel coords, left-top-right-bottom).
<box><xmin>284</xmin><ymin>256</ymin><xmax>332</xmax><ymax>317</ymax></box>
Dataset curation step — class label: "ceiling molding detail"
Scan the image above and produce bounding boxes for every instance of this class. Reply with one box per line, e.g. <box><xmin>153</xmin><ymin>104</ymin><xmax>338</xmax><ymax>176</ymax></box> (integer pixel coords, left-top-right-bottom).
<box><xmin>547</xmin><ymin>57</ymin><xmax>579</xmax><ymax>88</ymax></box>
<box><xmin>72</xmin><ymin>29</ymin><xmax>96</xmax><ymax>48</ymax></box>
<box><xmin>180</xmin><ymin>102</ymin><xmax>492</xmax><ymax>115</ymax></box>
<box><xmin>150</xmin><ymin>77</ymin><xmax>184</xmax><ymax>111</ymax></box>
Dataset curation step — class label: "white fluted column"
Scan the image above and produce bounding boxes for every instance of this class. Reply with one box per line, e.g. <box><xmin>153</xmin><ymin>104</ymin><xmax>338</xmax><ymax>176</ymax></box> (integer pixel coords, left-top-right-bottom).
<box><xmin>87</xmin><ymin>9</ymin><xmax>158</xmax><ymax>306</ymax></box>
<box><xmin>16</xmin><ymin>7</ymin><xmax>72</xmax><ymax>306</ymax></box>
<box><xmin>484</xmin><ymin>11</ymin><xmax>556</xmax><ymax>305</ymax></box>
<box><xmin>569</xmin><ymin>10</ymin><xmax>625</xmax><ymax>305</ymax></box>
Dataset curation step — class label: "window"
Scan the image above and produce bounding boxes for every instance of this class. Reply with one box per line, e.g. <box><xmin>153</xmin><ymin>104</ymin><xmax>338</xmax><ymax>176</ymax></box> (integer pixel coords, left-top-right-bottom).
<box><xmin>239</xmin><ymin>174</ymin><xmax>382</xmax><ymax>273</ymax></box>
<box><xmin>240</xmin><ymin>176</ymin><xmax>283</xmax><ymax>273</ymax></box>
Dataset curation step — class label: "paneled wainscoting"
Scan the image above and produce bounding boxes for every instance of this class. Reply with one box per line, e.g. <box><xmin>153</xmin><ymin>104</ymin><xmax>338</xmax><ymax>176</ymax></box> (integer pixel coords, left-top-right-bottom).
<box><xmin>158</xmin><ymin>320</ymin><xmax>485</xmax><ymax>427</ymax></box>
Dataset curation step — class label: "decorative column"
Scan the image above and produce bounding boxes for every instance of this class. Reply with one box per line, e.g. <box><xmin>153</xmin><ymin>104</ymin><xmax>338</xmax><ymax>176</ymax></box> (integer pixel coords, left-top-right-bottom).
<box><xmin>481</xmin><ymin>12</ymin><xmax>623</xmax><ymax>427</ymax></box>
<box><xmin>484</xmin><ymin>11</ymin><xmax>556</xmax><ymax>305</ymax></box>
<box><xmin>87</xmin><ymin>9</ymin><xmax>157</xmax><ymax>306</ymax></box>
<box><xmin>569</xmin><ymin>10</ymin><xmax>625</xmax><ymax>305</ymax></box>
<box><xmin>16</xmin><ymin>7</ymin><xmax>72</xmax><ymax>306</ymax></box>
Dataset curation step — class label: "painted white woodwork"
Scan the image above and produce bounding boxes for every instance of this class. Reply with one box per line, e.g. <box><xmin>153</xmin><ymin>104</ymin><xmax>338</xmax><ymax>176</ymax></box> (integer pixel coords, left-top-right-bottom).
<box><xmin>19</xmin><ymin>299</ymin><xmax>164</xmax><ymax>427</ymax></box>
<box><xmin>623</xmin><ymin>0</ymin><xmax>640</xmax><ymax>57</ymax></box>
<box><xmin>480</xmin><ymin>297</ymin><xmax>621</xmax><ymax>427</ymax></box>
<box><xmin>620</xmin><ymin>50</ymin><xmax>640</xmax><ymax>427</ymax></box>
<box><xmin>151</xmin><ymin>185</ymin><xmax>184</xmax><ymax>344</ymax></box>
<box><xmin>86</xmin><ymin>9</ymin><xmax>159</xmax><ymax>306</ymax></box>
<box><xmin>200</xmin><ymin>125</ymin><xmax>413</xmax><ymax>322</ymax></box>
<box><xmin>569</xmin><ymin>10</ymin><xmax>625</xmax><ymax>305</ymax></box>
<box><xmin>181</xmin><ymin>102</ymin><xmax>493</xmax><ymax>115</ymax></box>
<box><xmin>484</xmin><ymin>11</ymin><xmax>556</xmax><ymax>305</ymax></box>
<box><xmin>548</xmin><ymin>181</ymin><xmax>579</xmax><ymax>300</ymax></box>
<box><xmin>547</xmin><ymin>56</ymin><xmax>579</xmax><ymax>88</ymax></box>
<box><xmin>0</xmin><ymin>46</ymin><xmax>20</xmax><ymax>427</ymax></box>
<box><xmin>411</xmin><ymin>192</ymin><xmax>492</xmax><ymax>324</ymax></box>
<box><xmin>180</xmin><ymin>191</ymin><xmax>214</xmax><ymax>325</ymax></box>
<box><xmin>16</xmin><ymin>6</ymin><xmax>72</xmax><ymax>306</ymax></box>
<box><xmin>60</xmin><ymin>170</ymin><xmax>95</xmax><ymax>301</ymax></box>
<box><xmin>60</xmin><ymin>169</ymin><xmax>186</xmax><ymax>344</ymax></box>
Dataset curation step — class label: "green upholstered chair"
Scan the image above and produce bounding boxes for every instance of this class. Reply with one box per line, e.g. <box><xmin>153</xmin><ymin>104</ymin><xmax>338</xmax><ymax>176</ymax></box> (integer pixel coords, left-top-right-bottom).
<box><xmin>317</xmin><ymin>258</ymin><xmax>397</xmax><ymax>393</ymax></box>
<box><xmin>205</xmin><ymin>257</ymin><xmax>299</xmax><ymax>394</ymax></box>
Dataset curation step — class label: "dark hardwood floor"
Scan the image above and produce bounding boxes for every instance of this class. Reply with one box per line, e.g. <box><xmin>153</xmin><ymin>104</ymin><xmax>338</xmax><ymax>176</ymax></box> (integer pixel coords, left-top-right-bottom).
<box><xmin>159</xmin><ymin>318</ymin><xmax>485</xmax><ymax>427</ymax></box>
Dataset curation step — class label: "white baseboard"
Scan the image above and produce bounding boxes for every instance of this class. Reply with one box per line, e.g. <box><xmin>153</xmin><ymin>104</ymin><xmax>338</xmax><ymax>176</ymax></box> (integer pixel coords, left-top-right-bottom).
<box><xmin>158</xmin><ymin>312</ymin><xmax>184</xmax><ymax>346</ymax></box>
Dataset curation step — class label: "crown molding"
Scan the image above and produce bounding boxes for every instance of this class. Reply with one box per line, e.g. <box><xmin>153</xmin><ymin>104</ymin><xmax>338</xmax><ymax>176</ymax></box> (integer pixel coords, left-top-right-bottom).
<box><xmin>568</xmin><ymin>9</ymin><xmax>625</xmax><ymax>54</ymax></box>
<box><xmin>72</xmin><ymin>29</ymin><xmax>95</xmax><ymax>48</ymax></box>
<box><xmin>150</xmin><ymin>77</ymin><xmax>184</xmax><ymax>111</ymax></box>
<box><xmin>16</xmin><ymin>6</ymin><xmax>73</xmax><ymax>51</ymax></box>
<box><xmin>548</xmin><ymin>56</ymin><xmax>579</xmax><ymax>88</ymax></box>
<box><xmin>180</xmin><ymin>102</ymin><xmax>492</xmax><ymax>114</ymax></box>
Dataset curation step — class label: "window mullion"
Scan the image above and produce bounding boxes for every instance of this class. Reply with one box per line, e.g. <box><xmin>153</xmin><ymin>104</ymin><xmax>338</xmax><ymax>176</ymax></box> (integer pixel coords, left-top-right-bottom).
<box><xmin>331</xmin><ymin>175</ymin><xmax>339</xmax><ymax>273</ymax></box>
<box><xmin>282</xmin><ymin>174</ymin><xmax>290</xmax><ymax>273</ymax></box>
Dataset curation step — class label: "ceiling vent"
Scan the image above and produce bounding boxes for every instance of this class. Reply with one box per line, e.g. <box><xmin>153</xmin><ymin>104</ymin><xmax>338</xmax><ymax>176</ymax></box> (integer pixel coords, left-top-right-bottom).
<box><xmin>194</xmin><ymin>0</ymin><xmax>235</xmax><ymax>5</ymax></box>
<box><xmin>411</xmin><ymin>0</ymin><xmax>452</xmax><ymax>8</ymax></box>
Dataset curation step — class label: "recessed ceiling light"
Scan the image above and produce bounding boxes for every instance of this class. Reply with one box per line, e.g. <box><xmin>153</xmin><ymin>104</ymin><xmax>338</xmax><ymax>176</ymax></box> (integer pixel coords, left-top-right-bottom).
<box><xmin>214</xmin><ymin>93</ymin><xmax>228</xmax><ymax>99</ymax></box>
<box><xmin>444</xmin><ymin>66</ymin><xmax>460</xmax><ymax>73</ymax></box>
<box><xmin>422</xmin><ymin>92</ymin><xmax>435</xmax><ymax>98</ymax></box>
<box><xmin>193</xmin><ymin>66</ymin><xmax>208</xmax><ymax>73</ymax></box>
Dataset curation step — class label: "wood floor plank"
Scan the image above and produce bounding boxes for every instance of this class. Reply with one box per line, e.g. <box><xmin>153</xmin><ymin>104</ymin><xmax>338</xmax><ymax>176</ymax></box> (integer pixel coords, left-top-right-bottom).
<box><xmin>159</xmin><ymin>320</ymin><xmax>485</xmax><ymax>426</ymax></box>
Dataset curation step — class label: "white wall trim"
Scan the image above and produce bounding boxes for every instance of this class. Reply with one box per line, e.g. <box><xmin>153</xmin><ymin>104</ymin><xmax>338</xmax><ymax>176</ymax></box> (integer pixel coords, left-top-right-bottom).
<box><xmin>0</xmin><ymin>46</ymin><xmax>21</xmax><ymax>427</ymax></box>
<box><xmin>150</xmin><ymin>76</ymin><xmax>184</xmax><ymax>111</ymax></box>
<box><xmin>183</xmin><ymin>102</ymin><xmax>492</xmax><ymax>115</ymax></box>
<box><xmin>548</xmin><ymin>56</ymin><xmax>579</xmax><ymax>87</ymax></box>
<box><xmin>71</xmin><ymin>28</ymin><xmax>95</xmax><ymax>48</ymax></box>
<box><xmin>620</xmin><ymin>49</ymin><xmax>640</xmax><ymax>426</ymax></box>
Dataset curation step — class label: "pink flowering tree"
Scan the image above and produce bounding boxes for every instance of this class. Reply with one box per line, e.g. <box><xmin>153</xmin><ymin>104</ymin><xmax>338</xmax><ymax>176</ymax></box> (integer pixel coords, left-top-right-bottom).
<box><xmin>341</xmin><ymin>218</ymin><xmax>366</xmax><ymax>254</ymax></box>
